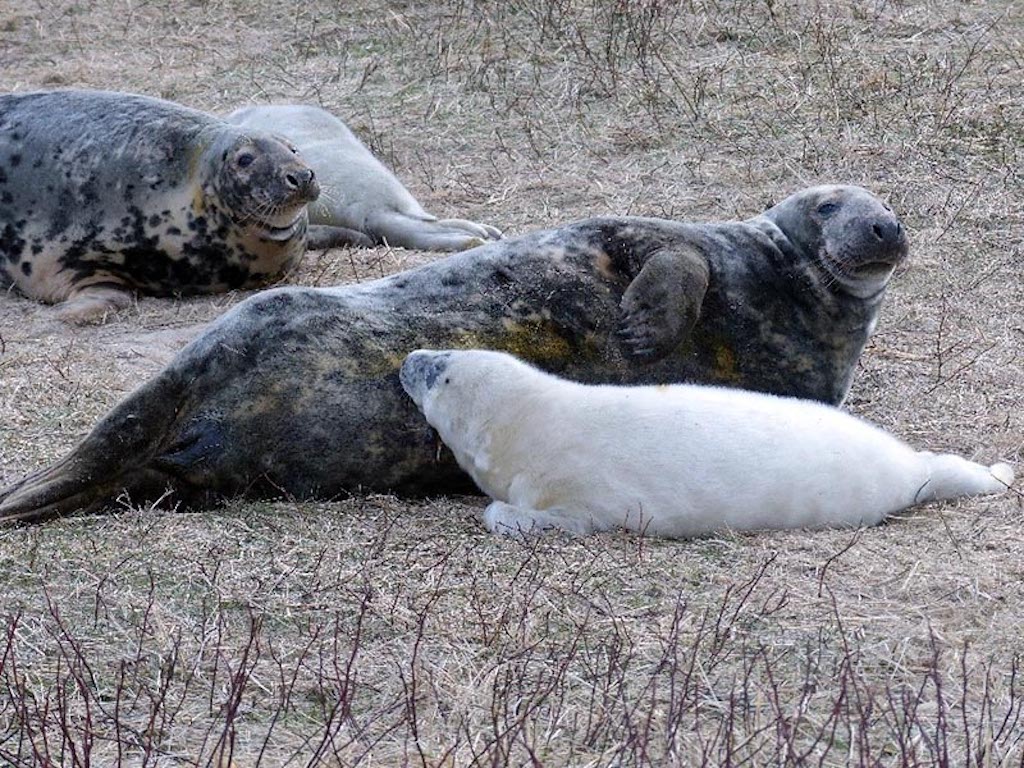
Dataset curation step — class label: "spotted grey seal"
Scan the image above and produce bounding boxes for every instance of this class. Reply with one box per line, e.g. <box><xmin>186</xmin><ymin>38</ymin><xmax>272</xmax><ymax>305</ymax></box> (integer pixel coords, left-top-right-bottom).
<box><xmin>0</xmin><ymin>89</ymin><xmax>321</xmax><ymax>322</ymax></box>
<box><xmin>401</xmin><ymin>349</ymin><xmax>1013</xmax><ymax>538</ymax></box>
<box><xmin>0</xmin><ymin>184</ymin><xmax>908</xmax><ymax>521</ymax></box>
<box><xmin>226</xmin><ymin>104</ymin><xmax>502</xmax><ymax>251</ymax></box>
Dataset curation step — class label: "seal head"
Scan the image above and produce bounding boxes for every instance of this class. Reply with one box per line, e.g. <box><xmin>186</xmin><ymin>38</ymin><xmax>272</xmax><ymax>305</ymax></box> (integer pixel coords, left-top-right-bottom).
<box><xmin>763</xmin><ymin>184</ymin><xmax>909</xmax><ymax>299</ymax></box>
<box><xmin>400</xmin><ymin>350</ymin><xmax>453</xmax><ymax>408</ymax></box>
<box><xmin>206</xmin><ymin>131</ymin><xmax>320</xmax><ymax>239</ymax></box>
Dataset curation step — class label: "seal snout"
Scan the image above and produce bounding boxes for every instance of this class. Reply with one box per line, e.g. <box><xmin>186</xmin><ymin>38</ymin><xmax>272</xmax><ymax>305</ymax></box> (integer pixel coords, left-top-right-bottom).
<box><xmin>400</xmin><ymin>350</ymin><xmax>452</xmax><ymax>406</ymax></box>
<box><xmin>871</xmin><ymin>218</ymin><xmax>901</xmax><ymax>246</ymax></box>
<box><xmin>285</xmin><ymin>166</ymin><xmax>320</xmax><ymax>202</ymax></box>
<box><xmin>858</xmin><ymin>211</ymin><xmax>908</xmax><ymax>271</ymax></box>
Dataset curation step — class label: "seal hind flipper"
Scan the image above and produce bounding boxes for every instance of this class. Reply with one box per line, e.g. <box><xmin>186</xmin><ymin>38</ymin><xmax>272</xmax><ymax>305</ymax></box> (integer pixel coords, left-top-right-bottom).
<box><xmin>366</xmin><ymin>211</ymin><xmax>501</xmax><ymax>252</ymax></box>
<box><xmin>0</xmin><ymin>374</ymin><xmax>187</xmax><ymax>524</ymax></box>
<box><xmin>619</xmin><ymin>247</ymin><xmax>710</xmax><ymax>359</ymax></box>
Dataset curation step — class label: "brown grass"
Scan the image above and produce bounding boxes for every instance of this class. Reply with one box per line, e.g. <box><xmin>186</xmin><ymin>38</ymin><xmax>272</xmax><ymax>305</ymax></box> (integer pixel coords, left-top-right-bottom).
<box><xmin>1</xmin><ymin>0</ymin><xmax>1023</xmax><ymax>764</ymax></box>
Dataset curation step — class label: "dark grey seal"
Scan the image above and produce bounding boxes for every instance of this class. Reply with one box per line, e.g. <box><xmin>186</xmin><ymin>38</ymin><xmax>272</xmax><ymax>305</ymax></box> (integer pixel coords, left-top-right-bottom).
<box><xmin>0</xmin><ymin>89</ymin><xmax>320</xmax><ymax>322</ymax></box>
<box><xmin>0</xmin><ymin>185</ymin><xmax>908</xmax><ymax>522</ymax></box>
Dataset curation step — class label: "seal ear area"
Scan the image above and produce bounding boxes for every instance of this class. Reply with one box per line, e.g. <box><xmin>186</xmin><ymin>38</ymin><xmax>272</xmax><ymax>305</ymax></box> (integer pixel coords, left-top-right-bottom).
<box><xmin>618</xmin><ymin>248</ymin><xmax>710</xmax><ymax>360</ymax></box>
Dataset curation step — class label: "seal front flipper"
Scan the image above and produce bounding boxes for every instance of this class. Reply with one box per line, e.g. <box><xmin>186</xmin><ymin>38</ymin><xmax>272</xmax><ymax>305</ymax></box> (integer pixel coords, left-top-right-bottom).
<box><xmin>619</xmin><ymin>247</ymin><xmax>710</xmax><ymax>359</ymax></box>
<box><xmin>306</xmin><ymin>224</ymin><xmax>375</xmax><ymax>250</ymax></box>
<box><xmin>55</xmin><ymin>283</ymin><xmax>134</xmax><ymax>325</ymax></box>
<box><xmin>482</xmin><ymin>501</ymin><xmax>596</xmax><ymax>539</ymax></box>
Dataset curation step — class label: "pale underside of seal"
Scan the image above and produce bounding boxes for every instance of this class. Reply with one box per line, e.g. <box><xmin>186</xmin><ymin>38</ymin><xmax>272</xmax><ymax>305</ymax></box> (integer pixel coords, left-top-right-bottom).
<box><xmin>0</xmin><ymin>185</ymin><xmax>909</xmax><ymax>522</ymax></box>
<box><xmin>401</xmin><ymin>349</ymin><xmax>1014</xmax><ymax>539</ymax></box>
<box><xmin>0</xmin><ymin>89</ymin><xmax>319</xmax><ymax>321</ymax></box>
<box><xmin>226</xmin><ymin>104</ymin><xmax>502</xmax><ymax>252</ymax></box>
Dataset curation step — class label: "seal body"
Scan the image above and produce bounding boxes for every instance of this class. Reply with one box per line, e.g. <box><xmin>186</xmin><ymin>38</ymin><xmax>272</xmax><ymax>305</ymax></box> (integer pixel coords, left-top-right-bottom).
<box><xmin>0</xmin><ymin>89</ymin><xmax>319</xmax><ymax>321</ymax></box>
<box><xmin>226</xmin><ymin>104</ymin><xmax>502</xmax><ymax>251</ymax></box>
<box><xmin>401</xmin><ymin>349</ymin><xmax>1015</xmax><ymax>538</ymax></box>
<box><xmin>0</xmin><ymin>185</ymin><xmax>909</xmax><ymax>521</ymax></box>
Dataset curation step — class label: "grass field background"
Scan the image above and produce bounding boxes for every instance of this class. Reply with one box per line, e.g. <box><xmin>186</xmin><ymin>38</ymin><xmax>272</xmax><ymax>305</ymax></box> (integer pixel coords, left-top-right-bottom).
<box><xmin>1</xmin><ymin>1</ymin><xmax>1022</xmax><ymax>764</ymax></box>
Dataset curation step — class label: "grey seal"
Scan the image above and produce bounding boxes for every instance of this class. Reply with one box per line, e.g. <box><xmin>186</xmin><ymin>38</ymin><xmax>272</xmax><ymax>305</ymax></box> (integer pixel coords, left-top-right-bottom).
<box><xmin>0</xmin><ymin>185</ymin><xmax>908</xmax><ymax>521</ymax></box>
<box><xmin>226</xmin><ymin>104</ymin><xmax>502</xmax><ymax>251</ymax></box>
<box><xmin>0</xmin><ymin>89</ymin><xmax>320</xmax><ymax>322</ymax></box>
<box><xmin>400</xmin><ymin>349</ymin><xmax>1012</xmax><ymax>539</ymax></box>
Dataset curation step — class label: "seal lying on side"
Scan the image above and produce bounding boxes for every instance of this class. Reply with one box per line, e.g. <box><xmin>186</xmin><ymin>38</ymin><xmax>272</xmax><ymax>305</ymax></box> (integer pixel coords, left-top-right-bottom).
<box><xmin>0</xmin><ymin>89</ymin><xmax>321</xmax><ymax>322</ymax></box>
<box><xmin>0</xmin><ymin>185</ymin><xmax>908</xmax><ymax>522</ymax></box>
<box><xmin>401</xmin><ymin>349</ymin><xmax>1015</xmax><ymax>538</ymax></box>
<box><xmin>227</xmin><ymin>104</ymin><xmax>502</xmax><ymax>251</ymax></box>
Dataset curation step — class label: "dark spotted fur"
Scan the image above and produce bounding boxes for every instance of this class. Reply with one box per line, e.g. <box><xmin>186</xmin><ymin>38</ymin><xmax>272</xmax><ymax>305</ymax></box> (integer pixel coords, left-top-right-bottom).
<box><xmin>0</xmin><ymin>89</ymin><xmax>317</xmax><ymax>316</ymax></box>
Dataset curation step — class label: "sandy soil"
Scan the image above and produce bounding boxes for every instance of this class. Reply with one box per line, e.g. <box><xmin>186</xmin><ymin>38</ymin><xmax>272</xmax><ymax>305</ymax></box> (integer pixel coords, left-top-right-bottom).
<box><xmin>0</xmin><ymin>1</ymin><xmax>1021</xmax><ymax>764</ymax></box>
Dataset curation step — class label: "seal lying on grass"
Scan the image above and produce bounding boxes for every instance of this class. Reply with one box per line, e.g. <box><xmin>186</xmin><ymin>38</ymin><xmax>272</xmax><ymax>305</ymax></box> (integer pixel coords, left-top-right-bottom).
<box><xmin>0</xmin><ymin>89</ymin><xmax>326</xmax><ymax>322</ymax></box>
<box><xmin>227</xmin><ymin>104</ymin><xmax>502</xmax><ymax>251</ymax></box>
<box><xmin>0</xmin><ymin>185</ymin><xmax>907</xmax><ymax>522</ymax></box>
<box><xmin>401</xmin><ymin>349</ymin><xmax>1015</xmax><ymax>538</ymax></box>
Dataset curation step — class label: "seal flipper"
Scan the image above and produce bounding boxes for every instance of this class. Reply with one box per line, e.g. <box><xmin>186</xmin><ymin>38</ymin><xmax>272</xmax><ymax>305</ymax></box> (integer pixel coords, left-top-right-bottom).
<box><xmin>0</xmin><ymin>372</ymin><xmax>187</xmax><ymax>524</ymax></box>
<box><xmin>306</xmin><ymin>224</ymin><xmax>375</xmax><ymax>250</ymax></box>
<box><xmin>55</xmin><ymin>283</ymin><xmax>134</xmax><ymax>324</ymax></box>
<box><xmin>366</xmin><ymin>211</ymin><xmax>502</xmax><ymax>252</ymax></box>
<box><xmin>619</xmin><ymin>248</ymin><xmax>710</xmax><ymax>359</ymax></box>
<box><xmin>914</xmin><ymin>455</ymin><xmax>1015</xmax><ymax>503</ymax></box>
<box><xmin>483</xmin><ymin>500</ymin><xmax>597</xmax><ymax>538</ymax></box>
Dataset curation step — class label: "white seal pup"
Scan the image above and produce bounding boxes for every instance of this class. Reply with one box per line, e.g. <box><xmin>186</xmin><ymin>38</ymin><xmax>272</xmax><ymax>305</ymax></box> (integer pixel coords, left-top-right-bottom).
<box><xmin>226</xmin><ymin>104</ymin><xmax>502</xmax><ymax>252</ymax></box>
<box><xmin>400</xmin><ymin>349</ymin><xmax>1015</xmax><ymax>538</ymax></box>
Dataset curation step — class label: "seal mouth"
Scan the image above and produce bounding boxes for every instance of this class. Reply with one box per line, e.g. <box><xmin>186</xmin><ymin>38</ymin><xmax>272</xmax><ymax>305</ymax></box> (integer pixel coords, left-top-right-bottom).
<box><xmin>817</xmin><ymin>247</ymin><xmax>901</xmax><ymax>298</ymax></box>
<box><xmin>853</xmin><ymin>260</ymin><xmax>898</xmax><ymax>275</ymax></box>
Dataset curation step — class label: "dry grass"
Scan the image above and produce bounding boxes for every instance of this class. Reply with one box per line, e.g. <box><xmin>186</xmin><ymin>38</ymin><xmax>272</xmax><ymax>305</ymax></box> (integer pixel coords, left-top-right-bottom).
<box><xmin>1</xmin><ymin>0</ymin><xmax>1023</xmax><ymax>764</ymax></box>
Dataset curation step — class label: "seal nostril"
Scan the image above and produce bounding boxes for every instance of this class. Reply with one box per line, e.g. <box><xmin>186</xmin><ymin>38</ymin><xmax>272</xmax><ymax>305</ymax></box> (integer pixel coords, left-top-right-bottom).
<box><xmin>285</xmin><ymin>173</ymin><xmax>299</xmax><ymax>189</ymax></box>
<box><xmin>872</xmin><ymin>223</ymin><xmax>884</xmax><ymax>241</ymax></box>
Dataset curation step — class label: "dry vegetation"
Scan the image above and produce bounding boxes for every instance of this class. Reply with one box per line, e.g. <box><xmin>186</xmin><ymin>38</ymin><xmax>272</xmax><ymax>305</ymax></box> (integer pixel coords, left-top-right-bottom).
<box><xmin>1</xmin><ymin>0</ymin><xmax>1023</xmax><ymax>764</ymax></box>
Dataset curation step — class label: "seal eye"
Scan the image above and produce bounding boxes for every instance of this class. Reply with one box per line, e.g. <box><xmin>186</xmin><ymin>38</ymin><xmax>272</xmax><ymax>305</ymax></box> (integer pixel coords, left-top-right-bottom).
<box><xmin>236</xmin><ymin>153</ymin><xmax>255</xmax><ymax>168</ymax></box>
<box><xmin>817</xmin><ymin>202</ymin><xmax>839</xmax><ymax>216</ymax></box>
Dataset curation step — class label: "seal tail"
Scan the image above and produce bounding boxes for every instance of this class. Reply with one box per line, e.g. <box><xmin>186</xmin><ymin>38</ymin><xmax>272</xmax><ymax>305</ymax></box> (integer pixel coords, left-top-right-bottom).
<box><xmin>916</xmin><ymin>454</ymin><xmax>1015</xmax><ymax>504</ymax></box>
<box><xmin>0</xmin><ymin>373</ymin><xmax>185</xmax><ymax>524</ymax></box>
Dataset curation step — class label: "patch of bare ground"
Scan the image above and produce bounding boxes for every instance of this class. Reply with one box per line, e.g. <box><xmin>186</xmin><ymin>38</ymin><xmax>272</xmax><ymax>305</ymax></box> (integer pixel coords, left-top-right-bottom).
<box><xmin>0</xmin><ymin>0</ymin><xmax>1022</xmax><ymax>763</ymax></box>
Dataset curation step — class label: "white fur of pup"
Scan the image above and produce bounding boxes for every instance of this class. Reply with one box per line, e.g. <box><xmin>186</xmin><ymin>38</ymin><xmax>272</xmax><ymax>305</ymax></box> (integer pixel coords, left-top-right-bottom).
<box><xmin>400</xmin><ymin>349</ymin><xmax>1015</xmax><ymax>539</ymax></box>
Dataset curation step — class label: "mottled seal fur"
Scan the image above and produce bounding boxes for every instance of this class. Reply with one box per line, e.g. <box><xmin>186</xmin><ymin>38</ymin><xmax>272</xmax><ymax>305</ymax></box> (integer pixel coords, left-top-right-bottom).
<box><xmin>0</xmin><ymin>89</ymin><xmax>320</xmax><ymax>321</ymax></box>
<box><xmin>0</xmin><ymin>184</ymin><xmax>908</xmax><ymax>521</ymax></box>
<box><xmin>401</xmin><ymin>349</ymin><xmax>1014</xmax><ymax>539</ymax></box>
<box><xmin>227</xmin><ymin>104</ymin><xmax>502</xmax><ymax>251</ymax></box>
